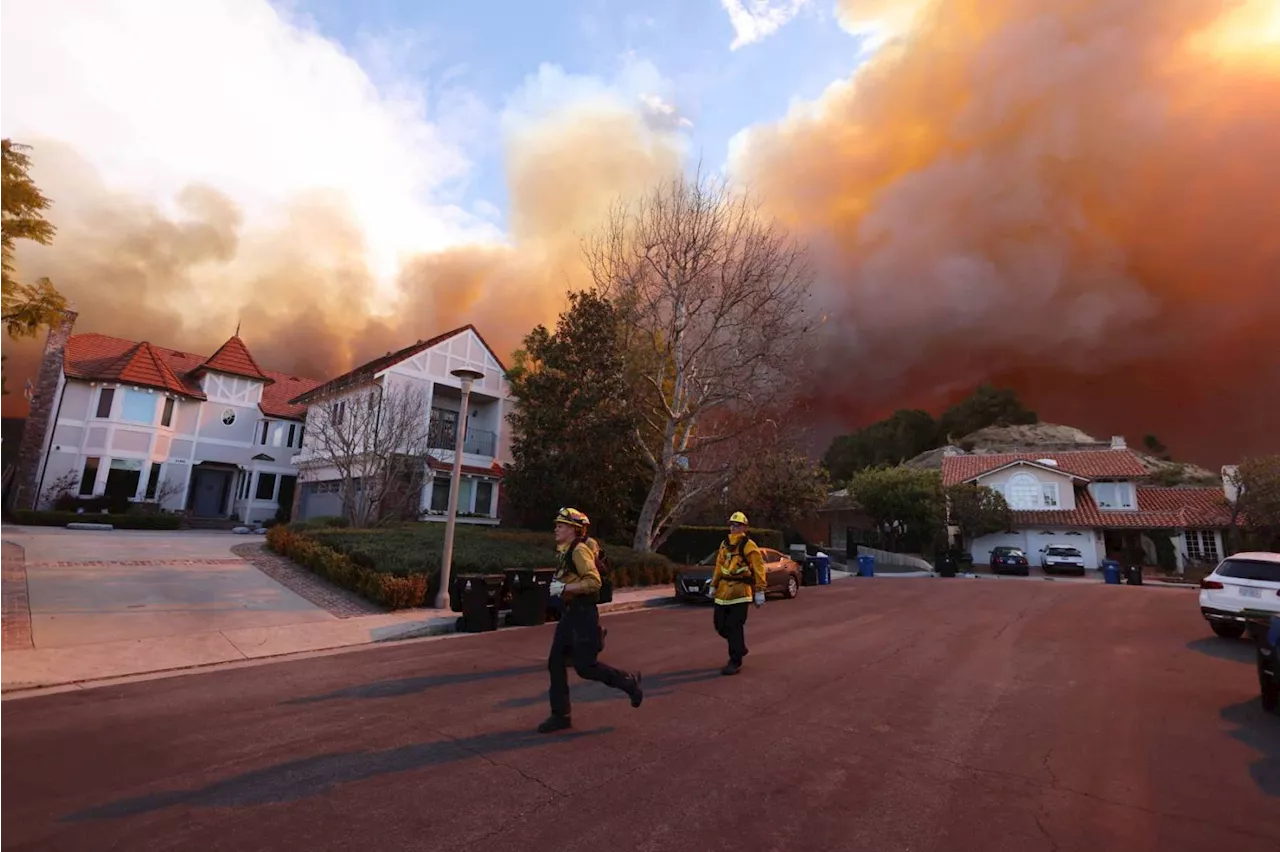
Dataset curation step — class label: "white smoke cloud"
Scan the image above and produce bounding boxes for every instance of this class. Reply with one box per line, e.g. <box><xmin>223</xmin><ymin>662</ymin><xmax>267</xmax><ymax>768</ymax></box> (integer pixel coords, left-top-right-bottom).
<box><xmin>720</xmin><ymin>0</ymin><xmax>812</xmax><ymax>50</ymax></box>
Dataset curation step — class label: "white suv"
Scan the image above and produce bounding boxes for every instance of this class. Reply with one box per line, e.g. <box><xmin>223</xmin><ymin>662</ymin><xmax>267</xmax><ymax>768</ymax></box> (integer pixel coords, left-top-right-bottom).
<box><xmin>1199</xmin><ymin>552</ymin><xmax>1280</xmax><ymax>638</ymax></box>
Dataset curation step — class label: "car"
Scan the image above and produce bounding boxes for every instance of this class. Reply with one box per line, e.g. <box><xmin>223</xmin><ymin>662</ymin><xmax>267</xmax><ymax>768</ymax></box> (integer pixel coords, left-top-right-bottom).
<box><xmin>674</xmin><ymin>547</ymin><xmax>802</xmax><ymax>603</ymax></box>
<box><xmin>1040</xmin><ymin>545</ymin><xmax>1086</xmax><ymax>575</ymax></box>
<box><xmin>990</xmin><ymin>546</ymin><xmax>1030</xmax><ymax>576</ymax></box>
<box><xmin>1198</xmin><ymin>552</ymin><xmax>1280</xmax><ymax>639</ymax></box>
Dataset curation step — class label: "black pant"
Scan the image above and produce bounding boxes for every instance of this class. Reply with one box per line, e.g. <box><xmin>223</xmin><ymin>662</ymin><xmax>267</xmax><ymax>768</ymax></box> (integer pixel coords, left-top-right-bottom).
<box><xmin>714</xmin><ymin>602</ymin><xmax>749</xmax><ymax>663</ymax></box>
<box><xmin>548</xmin><ymin>599</ymin><xmax>631</xmax><ymax>718</ymax></box>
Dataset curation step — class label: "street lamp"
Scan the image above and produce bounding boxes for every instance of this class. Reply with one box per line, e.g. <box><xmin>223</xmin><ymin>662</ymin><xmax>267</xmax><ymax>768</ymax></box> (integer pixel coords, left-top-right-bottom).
<box><xmin>435</xmin><ymin>367</ymin><xmax>485</xmax><ymax>610</ymax></box>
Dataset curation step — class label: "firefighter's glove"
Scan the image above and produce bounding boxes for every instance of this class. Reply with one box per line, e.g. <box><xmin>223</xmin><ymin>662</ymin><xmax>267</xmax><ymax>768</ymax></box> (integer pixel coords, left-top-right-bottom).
<box><xmin>754</xmin><ymin>591</ymin><xmax>765</xmax><ymax>608</ymax></box>
<box><xmin>705</xmin><ymin>582</ymin><xmax>716</xmax><ymax>599</ymax></box>
<box><xmin>549</xmin><ymin>580</ymin><xmax>566</xmax><ymax>597</ymax></box>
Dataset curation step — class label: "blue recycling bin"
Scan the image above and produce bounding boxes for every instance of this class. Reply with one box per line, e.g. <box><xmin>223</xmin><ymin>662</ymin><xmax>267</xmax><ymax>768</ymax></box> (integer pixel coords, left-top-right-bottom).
<box><xmin>814</xmin><ymin>554</ymin><xmax>831</xmax><ymax>585</ymax></box>
<box><xmin>857</xmin><ymin>555</ymin><xmax>875</xmax><ymax>577</ymax></box>
<box><xmin>1101</xmin><ymin>559</ymin><xmax>1121</xmax><ymax>585</ymax></box>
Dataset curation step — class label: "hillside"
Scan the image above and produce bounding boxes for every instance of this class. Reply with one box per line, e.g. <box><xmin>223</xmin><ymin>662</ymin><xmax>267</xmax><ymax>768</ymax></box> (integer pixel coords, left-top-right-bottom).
<box><xmin>905</xmin><ymin>423</ymin><xmax>1221</xmax><ymax>486</ymax></box>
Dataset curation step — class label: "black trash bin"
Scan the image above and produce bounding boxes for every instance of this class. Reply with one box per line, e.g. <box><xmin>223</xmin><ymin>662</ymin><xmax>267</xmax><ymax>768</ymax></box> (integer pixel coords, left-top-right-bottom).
<box><xmin>457</xmin><ymin>574</ymin><xmax>504</xmax><ymax>633</ymax></box>
<box><xmin>505</xmin><ymin>567</ymin><xmax>555</xmax><ymax>626</ymax></box>
<box><xmin>938</xmin><ymin>550</ymin><xmax>957</xmax><ymax>578</ymax></box>
<box><xmin>801</xmin><ymin>557</ymin><xmax>819</xmax><ymax>587</ymax></box>
<box><xmin>1125</xmin><ymin>564</ymin><xmax>1144</xmax><ymax>585</ymax></box>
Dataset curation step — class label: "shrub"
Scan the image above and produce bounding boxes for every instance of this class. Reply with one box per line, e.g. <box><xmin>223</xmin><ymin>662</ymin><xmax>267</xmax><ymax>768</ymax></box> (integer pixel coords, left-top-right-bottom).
<box><xmin>657</xmin><ymin>525</ymin><xmax>784</xmax><ymax>564</ymax></box>
<box><xmin>12</xmin><ymin>510</ymin><xmax>182</xmax><ymax>530</ymax></box>
<box><xmin>289</xmin><ymin>515</ymin><xmax>351</xmax><ymax>531</ymax></box>
<box><xmin>266</xmin><ymin>526</ymin><xmax>429</xmax><ymax>609</ymax></box>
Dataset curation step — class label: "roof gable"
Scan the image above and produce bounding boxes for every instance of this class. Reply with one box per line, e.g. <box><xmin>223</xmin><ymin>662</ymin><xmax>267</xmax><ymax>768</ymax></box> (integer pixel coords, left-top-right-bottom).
<box><xmin>942</xmin><ymin>450</ymin><xmax>1149</xmax><ymax>486</ymax></box>
<box><xmin>194</xmin><ymin>335</ymin><xmax>271</xmax><ymax>383</ymax></box>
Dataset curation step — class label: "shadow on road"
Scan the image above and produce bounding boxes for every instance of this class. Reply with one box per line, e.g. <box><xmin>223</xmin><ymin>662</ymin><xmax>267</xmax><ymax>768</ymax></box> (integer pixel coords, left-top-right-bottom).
<box><xmin>62</xmin><ymin>726</ymin><xmax>613</xmax><ymax>822</ymax></box>
<box><xmin>1219</xmin><ymin>698</ymin><xmax>1280</xmax><ymax>797</ymax></box>
<box><xmin>495</xmin><ymin>667</ymin><xmax>722</xmax><ymax>710</ymax></box>
<box><xmin>282</xmin><ymin>664</ymin><xmax>544</xmax><ymax>705</ymax></box>
<box><xmin>1186</xmin><ymin>637</ymin><xmax>1256</xmax><ymax>664</ymax></box>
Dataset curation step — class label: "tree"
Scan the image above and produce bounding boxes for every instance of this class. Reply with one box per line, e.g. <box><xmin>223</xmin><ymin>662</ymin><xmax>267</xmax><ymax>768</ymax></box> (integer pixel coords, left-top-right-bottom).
<box><xmin>945</xmin><ymin>483</ymin><xmax>1013</xmax><ymax>548</ymax></box>
<box><xmin>1229</xmin><ymin>454</ymin><xmax>1280</xmax><ymax>549</ymax></box>
<box><xmin>300</xmin><ymin>383</ymin><xmax>431</xmax><ymax>527</ymax></box>
<box><xmin>503</xmin><ymin>290</ymin><xmax>649</xmax><ymax>541</ymax></box>
<box><xmin>936</xmin><ymin>384</ymin><xmax>1037</xmax><ymax>443</ymax></box>
<box><xmin>584</xmin><ymin>172</ymin><xmax>815</xmax><ymax>551</ymax></box>
<box><xmin>823</xmin><ymin>408</ymin><xmax>938</xmax><ymax>481</ymax></box>
<box><xmin>846</xmin><ymin>466</ymin><xmax>945</xmax><ymax>554</ymax></box>
<box><xmin>2</xmin><ymin>139</ymin><xmax>68</xmax><ymax>339</ymax></box>
<box><xmin>1142</xmin><ymin>434</ymin><xmax>1172</xmax><ymax>461</ymax></box>
<box><xmin>720</xmin><ymin>447</ymin><xmax>829</xmax><ymax>530</ymax></box>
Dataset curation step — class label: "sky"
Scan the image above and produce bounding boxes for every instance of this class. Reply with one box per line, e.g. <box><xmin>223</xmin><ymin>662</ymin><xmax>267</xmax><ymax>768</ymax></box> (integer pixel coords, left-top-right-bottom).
<box><xmin>3</xmin><ymin>0</ymin><xmax>1278</xmax><ymax>467</ymax></box>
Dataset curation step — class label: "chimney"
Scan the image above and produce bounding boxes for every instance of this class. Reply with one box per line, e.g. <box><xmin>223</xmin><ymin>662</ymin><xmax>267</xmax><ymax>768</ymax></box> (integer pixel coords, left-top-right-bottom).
<box><xmin>1110</xmin><ymin>435</ymin><xmax>1127</xmax><ymax>450</ymax></box>
<box><xmin>1222</xmin><ymin>465</ymin><xmax>1240</xmax><ymax>503</ymax></box>
<box><xmin>9</xmin><ymin>311</ymin><xmax>78</xmax><ymax>511</ymax></box>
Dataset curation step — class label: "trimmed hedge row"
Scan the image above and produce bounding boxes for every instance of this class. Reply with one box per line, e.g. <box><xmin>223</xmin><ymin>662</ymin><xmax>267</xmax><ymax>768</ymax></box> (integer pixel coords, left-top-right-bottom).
<box><xmin>657</xmin><ymin>525</ymin><xmax>785</xmax><ymax>564</ymax></box>
<box><xmin>267</xmin><ymin>526</ymin><xmax>429</xmax><ymax>608</ymax></box>
<box><xmin>11</xmin><ymin>510</ymin><xmax>182</xmax><ymax>530</ymax></box>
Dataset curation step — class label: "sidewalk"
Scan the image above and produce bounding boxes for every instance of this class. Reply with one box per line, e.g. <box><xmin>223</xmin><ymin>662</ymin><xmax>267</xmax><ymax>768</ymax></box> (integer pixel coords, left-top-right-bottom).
<box><xmin>0</xmin><ymin>586</ymin><xmax>676</xmax><ymax>695</ymax></box>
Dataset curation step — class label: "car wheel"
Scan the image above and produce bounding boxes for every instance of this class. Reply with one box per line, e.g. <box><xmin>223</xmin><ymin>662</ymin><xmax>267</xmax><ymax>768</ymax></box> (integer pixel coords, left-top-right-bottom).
<box><xmin>782</xmin><ymin>574</ymin><xmax>799</xmax><ymax>599</ymax></box>
<box><xmin>1212</xmin><ymin>621</ymin><xmax>1246</xmax><ymax>639</ymax></box>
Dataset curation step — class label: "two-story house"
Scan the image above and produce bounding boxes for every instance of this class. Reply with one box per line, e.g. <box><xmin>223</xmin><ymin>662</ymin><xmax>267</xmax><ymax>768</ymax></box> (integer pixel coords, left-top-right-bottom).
<box><xmin>943</xmin><ymin>439</ymin><xmax>1236</xmax><ymax>572</ymax></box>
<box><xmin>11</xmin><ymin>312</ymin><xmax>323</xmax><ymax>525</ymax></box>
<box><xmin>289</xmin><ymin>325</ymin><xmax>511</xmax><ymax>524</ymax></box>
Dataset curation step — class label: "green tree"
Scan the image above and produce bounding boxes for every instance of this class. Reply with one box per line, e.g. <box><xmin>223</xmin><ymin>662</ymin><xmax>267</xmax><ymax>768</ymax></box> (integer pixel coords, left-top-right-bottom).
<box><xmin>1142</xmin><ymin>434</ymin><xmax>1172</xmax><ymax>461</ymax></box>
<box><xmin>847</xmin><ymin>466</ymin><xmax>945</xmax><ymax>554</ymax></box>
<box><xmin>2</xmin><ymin>139</ymin><xmax>67</xmax><ymax>339</ymax></box>
<box><xmin>945</xmin><ymin>483</ymin><xmax>1013</xmax><ymax>548</ymax></box>
<box><xmin>936</xmin><ymin>384</ymin><xmax>1038</xmax><ymax>442</ymax></box>
<box><xmin>1230</xmin><ymin>454</ymin><xmax>1280</xmax><ymax>550</ymax></box>
<box><xmin>823</xmin><ymin>408</ymin><xmax>937</xmax><ymax>481</ymax></box>
<box><xmin>503</xmin><ymin>290</ymin><xmax>649</xmax><ymax>541</ymax></box>
<box><xmin>725</xmin><ymin>448</ymin><xmax>829</xmax><ymax>530</ymax></box>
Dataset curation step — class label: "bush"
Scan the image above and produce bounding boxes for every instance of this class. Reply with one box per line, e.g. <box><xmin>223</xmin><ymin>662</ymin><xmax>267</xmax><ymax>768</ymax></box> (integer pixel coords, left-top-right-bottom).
<box><xmin>266</xmin><ymin>526</ymin><xmax>429</xmax><ymax>609</ymax></box>
<box><xmin>657</xmin><ymin>525</ymin><xmax>784</xmax><ymax>564</ymax></box>
<box><xmin>12</xmin><ymin>510</ymin><xmax>182</xmax><ymax>530</ymax></box>
<box><xmin>289</xmin><ymin>515</ymin><xmax>351</xmax><ymax>531</ymax></box>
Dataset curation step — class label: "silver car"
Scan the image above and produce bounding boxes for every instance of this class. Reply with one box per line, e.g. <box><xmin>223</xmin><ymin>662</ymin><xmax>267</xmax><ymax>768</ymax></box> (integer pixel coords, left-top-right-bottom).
<box><xmin>1040</xmin><ymin>545</ymin><xmax>1086</xmax><ymax>575</ymax></box>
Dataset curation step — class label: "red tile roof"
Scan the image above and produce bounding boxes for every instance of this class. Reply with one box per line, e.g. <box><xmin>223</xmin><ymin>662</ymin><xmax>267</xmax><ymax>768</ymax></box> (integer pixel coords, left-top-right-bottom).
<box><xmin>427</xmin><ymin>457</ymin><xmax>505</xmax><ymax>479</ymax></box>
<box><xmin>194</xmin><ymin>335</ymin><xmax>270</xmax><ymax>382</ymax></box>
<box><xmin>291</xmin><ymin>324</ymin><xmax>507</xmax><ymax>405</ymax></box>
<box><xmin>941</xmin><ymin>450</ymin><xmax>1150</xmax><ymax>486</ymax></box>
<box><xmin>1009</xmin><ymin>487</ymin><xmax>1233</xmax><ymax>530</ymax></box>
<box><xmin>63</xmin><ymin>332</ymin><xmax>322</xmax><ymax>421</ymax></box>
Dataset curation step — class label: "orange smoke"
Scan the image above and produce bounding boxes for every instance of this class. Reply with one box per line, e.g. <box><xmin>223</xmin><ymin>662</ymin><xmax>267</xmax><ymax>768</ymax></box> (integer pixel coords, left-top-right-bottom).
<box><xmin>735</xmin><ymin>0</ymin><xmax>1280</xmax><ymax>466</ymax></box>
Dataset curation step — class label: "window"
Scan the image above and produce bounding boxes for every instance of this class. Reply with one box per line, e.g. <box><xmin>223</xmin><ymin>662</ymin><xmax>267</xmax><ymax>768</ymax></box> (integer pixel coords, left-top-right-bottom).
<box><xmin>430</xmin><ymin>476</ymin><xmax>450</xmax><ymax>512</ymax></box>
<box><xmin>1092</xmin><ymin>482</ymin><xmax>1135</xmax><ymax>510</ymax></box>
<box><xmin>1041</xmin><ymin>483</ymin><xmax>1059</xmax><ymax>508</ymax></box>
<box><xmin>239</xmin><ymin>472</ymin><xmax>251</xmax><ymax>500</ymax></box>
<box><xmin>79</xmin><ymin>457</ymin><xmax>100</xmax><ymax>495</ymax></box>
<box><xmin>1185</xmin><ymin>530</ymin><xmax>1220</xmax><ymax>563</ymax></box>
<box><xmin>255</xmin><ymin>472</ymin><xmax>278</xmax><ymax>501</ymax></box>
<box><xmin>287</xmin><ymin>423</ymin><xmax>297</xmax><ymax>448</ymax></box>
<box><xmin>120</xmin><ymin>389</ymin><xmax>155</xmax><ymax>424</ymax></box>
<box><xmin>474</xmin><ymin>481</ymin><xmax>494</xmax><ymax>517</ymax></box>
<box><xmin>258</xmin><ymin>422</ymin><xmax>269</xmax><ymax>445</ymax></box>
<box><xmin>161</xmin><ymin>397</ymin><xmax>176</xmax><ymax>427</ymax></box>
<box><xmin>95</xmin><ymin>387</ymin><xmax>115</xmax><ymax>419</ymax></box>
<box><xmin>104</xmin><ymin>458</ymin><xmax>144</xmax><ymax>500</ymax></box>
<box><xmin>144</xmin><ymin>464</ymin><xmax>162</xmax><ymax>499</ymax></box>
<box><xmin>331</xmin><ymin>400</ymin><xmax>346</xmax><ymax>426</ymax></box>
<box><xmin>1006</xmin><ymin>473</ymin><xmax>1041</xmax><ymax>510</ymax></box>
<box><xmin>221</xmin><ymin>408</ymin><xmax>237</xmax><ymax>426</ymax></box>
<box><xmin>278</xmin><ymin>475</ymin><xmax>297</xmax><ymax>510</ymax></box>
<box><xmin>1216</xmin><ymin>557</ymin><xmax>1280</xmax><ymax>583</ymax></box>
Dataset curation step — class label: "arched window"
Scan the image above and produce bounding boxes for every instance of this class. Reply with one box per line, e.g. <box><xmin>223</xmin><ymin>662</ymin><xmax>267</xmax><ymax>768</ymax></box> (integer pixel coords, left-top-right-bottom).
<box><xmin>1006</xmin><ymin>473</ymin><xmax>1040</xmax><ymax>510</ymax></box>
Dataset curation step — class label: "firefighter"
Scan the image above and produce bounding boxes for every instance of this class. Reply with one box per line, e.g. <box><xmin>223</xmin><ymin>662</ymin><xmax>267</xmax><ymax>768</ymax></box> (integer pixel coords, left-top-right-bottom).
<box><xmin>539</xmin><ymin>507</ymin><xmax>643</xmax><ymax>733</ymax></box>
<box><xmin>708</xmin><ymin>511</ymin><xmax>767</xmax><ymax>675</ymax></box>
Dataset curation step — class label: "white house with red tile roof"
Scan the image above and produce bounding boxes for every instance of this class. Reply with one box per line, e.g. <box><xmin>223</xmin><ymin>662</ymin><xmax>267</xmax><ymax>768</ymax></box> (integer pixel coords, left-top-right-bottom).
<box><xmin>943</xmin><ymin>440</ymin><xmax>1236</xmax><ymax>572</ymax></box>
<box><xmin>13</xmin><ymin>313</ymin><xmax>324</xmax><ymax>524</ymax></box>
<box><xmin>288</xmin><ymin>325</ymin><xmax>511</xmax><ymax>524</ymax></box>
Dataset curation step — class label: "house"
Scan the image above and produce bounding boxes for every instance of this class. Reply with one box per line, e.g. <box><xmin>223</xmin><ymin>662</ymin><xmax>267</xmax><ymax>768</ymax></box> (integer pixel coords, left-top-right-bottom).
<box><xmin>794</xmin><ymin>488</ymin><xmax>873</xmax><ymax>552</ymax></box>
<box><xmin>8</xmin><ymin>311</ymin><xmax>324</xmax><ymax>524</ymax></box>
<box><xmin>288</xmin><ymin>325</ymin><xmax>511</xmax><ymax>524</ymax></box>
<box><xmin>942</xmin><ymin>438</ymin><xmax>1236</xmax><ymax>572</ymax></box>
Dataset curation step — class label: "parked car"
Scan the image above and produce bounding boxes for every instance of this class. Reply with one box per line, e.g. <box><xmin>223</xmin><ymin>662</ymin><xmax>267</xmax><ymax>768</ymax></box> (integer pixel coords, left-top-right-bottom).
<box><xmin>674</xmin><ymin>547</ymin><xmax>802</xmax><ymax>603</ymax></box>
<box><xmin>990</xmin><ymin>546</ymin><xmax>1030</xmax><ymax>576</ymax></box>
<box><xmin>1040</xmin><ymin>545</ymin><xmax>1086</xmax><ymax>575</ymax></box>
<box><xmin>1199</xmin><ymin>552</ymin><xmax>1280</xmax><ymax>639</ymax></box>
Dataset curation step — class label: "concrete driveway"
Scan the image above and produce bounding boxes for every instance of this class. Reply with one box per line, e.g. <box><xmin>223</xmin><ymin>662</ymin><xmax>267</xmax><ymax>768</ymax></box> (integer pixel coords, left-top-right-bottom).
<box><xmin>4</xmin><ymin>527</ymin><xmax>331</xmax><ymax>649</ymax></box>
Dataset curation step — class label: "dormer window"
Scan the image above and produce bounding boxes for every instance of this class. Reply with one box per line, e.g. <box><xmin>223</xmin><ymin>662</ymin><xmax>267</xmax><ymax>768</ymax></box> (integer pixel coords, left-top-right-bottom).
<box><xmin>1092</xmin><ymin>481</ymin><xmax>1135</xmax><ymax>510</ymax></box>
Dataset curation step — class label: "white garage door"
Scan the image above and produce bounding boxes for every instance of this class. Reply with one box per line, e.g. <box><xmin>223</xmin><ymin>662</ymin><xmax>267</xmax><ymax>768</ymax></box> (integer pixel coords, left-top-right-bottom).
<box><xmin>970</xmin><ymin>532</ymin><xmax>1028</xmax><ymax>565</ymax></box>
<box><xmin>1025</xmin><ymin>530</ymin><xmax>1098</xmax><ymax>570</ymax></box>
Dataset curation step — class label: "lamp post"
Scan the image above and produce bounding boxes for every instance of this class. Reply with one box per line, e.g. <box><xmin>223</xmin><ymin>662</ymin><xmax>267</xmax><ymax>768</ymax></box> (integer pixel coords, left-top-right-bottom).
<box><xmin>435</xmin><ymin>367</ymin><xmax>485</xmax><ymax>610</ymax></box>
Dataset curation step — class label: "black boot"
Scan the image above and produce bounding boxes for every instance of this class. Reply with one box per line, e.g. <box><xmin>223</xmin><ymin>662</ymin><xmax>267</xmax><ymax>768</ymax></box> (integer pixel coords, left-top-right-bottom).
<box><xmin>537</xmin><ymin>715</ymin><xmax>572</xmax><ymax>734</ymax></box>
<box><xmin>628</xmin><ymin>671</ymin><xmax>644</xmax><ymax>708</ymax></box>
<box><xmin>721</xmin><ymin>660</ymin><xmax>741</xmax><ymax>676</ymax></box>
<box><xmin>599</xmin><ymin>626</ymin><xmax>608</xmax><ymax>652</ymax></box>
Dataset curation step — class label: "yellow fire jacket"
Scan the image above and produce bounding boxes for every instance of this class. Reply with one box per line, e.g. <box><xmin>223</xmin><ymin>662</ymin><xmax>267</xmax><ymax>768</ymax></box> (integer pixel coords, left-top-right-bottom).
<box><xmin>711</xmin><ymin>533</ymin><xmax>766</xmax><ymax>605</ymax></box>
<box><xmin>554</xmin><ymin>538</ymin><xmax>602</xmax><ymax>599</ymax></box>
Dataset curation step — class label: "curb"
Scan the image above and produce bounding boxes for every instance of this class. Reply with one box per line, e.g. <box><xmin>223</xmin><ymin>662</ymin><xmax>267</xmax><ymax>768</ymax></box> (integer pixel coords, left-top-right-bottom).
<box><xmin>383</xmin><ymin>595</ymin><xmax>680</xmax><ymax>642</ymax></box>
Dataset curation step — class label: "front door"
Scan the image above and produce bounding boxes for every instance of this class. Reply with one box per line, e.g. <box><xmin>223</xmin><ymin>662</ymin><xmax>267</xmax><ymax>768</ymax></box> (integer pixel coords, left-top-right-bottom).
<box><xmin>193</xmin><ymin>469</ymin><xmax>230</xmax><ymax>517</ymax></box>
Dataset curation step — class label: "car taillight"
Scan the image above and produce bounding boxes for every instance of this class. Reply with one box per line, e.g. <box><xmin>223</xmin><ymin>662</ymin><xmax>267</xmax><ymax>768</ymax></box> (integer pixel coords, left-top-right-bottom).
<box><xmin>1200</xmin><ymin>579</ymin><xmax>1224</xmax><ymax>590</ymax></box>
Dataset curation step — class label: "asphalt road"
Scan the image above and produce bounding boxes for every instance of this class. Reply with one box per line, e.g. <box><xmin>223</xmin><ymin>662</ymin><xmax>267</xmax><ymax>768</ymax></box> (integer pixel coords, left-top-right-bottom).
<box><xmin>3</xmin><ymin>579</ymin><xmax>1278</xmax><ymax>852</ymax></box>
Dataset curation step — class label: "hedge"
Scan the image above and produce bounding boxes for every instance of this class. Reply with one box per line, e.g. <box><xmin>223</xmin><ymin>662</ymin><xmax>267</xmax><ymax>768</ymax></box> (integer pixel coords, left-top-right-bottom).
<box><xmin>12</xmin><ymin>510</ymin><xmax>182</xmax><ymax>530</ymax></box>
<box><xmin>267</xmin><ymin>526</ymin><xmax>428</xmax><ymax>608</ymax></box>
<box><xmin>657</xmin><ymin>525</ymin><xmax>785</xmax><ymax>564</ymax></box>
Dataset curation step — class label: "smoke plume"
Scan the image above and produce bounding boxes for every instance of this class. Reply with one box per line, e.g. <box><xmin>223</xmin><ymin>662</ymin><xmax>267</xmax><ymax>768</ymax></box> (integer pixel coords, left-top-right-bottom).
<box><xmin>733</xmin><ymin>0</ymin><xmax>1280</xmax><ymax>465</ymax></box>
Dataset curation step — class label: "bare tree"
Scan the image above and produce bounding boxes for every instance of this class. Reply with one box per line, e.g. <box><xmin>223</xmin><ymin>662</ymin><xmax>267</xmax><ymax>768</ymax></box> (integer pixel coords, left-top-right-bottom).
<box><xmin>584</xmin><ymin>172</ymin><xmax>816</xmax><ymax>551</ymax></box>
<box><xmin>300</xmin><ymin>382</ymin><xmax>431</xmax><ymax>527</ymax></box>
<box><xmin>39</xmin><ymin>471</ymin><xmax>80</xmax><ymax>508</ymax></box>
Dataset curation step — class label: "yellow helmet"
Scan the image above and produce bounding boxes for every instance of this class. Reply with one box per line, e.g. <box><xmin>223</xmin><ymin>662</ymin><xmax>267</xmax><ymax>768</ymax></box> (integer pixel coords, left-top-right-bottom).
<box><xmin>555</xmin><ymin>507</ymin><xmax>590</xmax><ymax>529</ymax></box>
<box><xmin>728</xmin><ymin>511</ymin><xmax>749</xmax><ymax>526</ymax></box>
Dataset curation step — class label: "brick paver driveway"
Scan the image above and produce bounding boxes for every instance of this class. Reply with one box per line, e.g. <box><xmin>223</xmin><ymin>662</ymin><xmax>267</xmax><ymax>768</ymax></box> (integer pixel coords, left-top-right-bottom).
<box><xmin>3</xmin><ymin>578</ymin><xmax>1277</xmax><ymax>852</ymax></box>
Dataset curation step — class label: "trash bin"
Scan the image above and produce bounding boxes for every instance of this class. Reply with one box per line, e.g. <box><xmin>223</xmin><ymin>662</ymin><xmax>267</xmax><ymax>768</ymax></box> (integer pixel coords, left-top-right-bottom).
<box><xmin>504</xmin><ymin>567</ymin><xmax>555</xmax><ymax>626</ymax></box>
<box><xmin>857</xmin><ymin>555</ymin><xmax>875</xmax><ymax>577</ymax></box>
<box><xmin>802</xmin><ymin>557</ymin><xmax>819</xmax><ymax>586</ymax></box>
<box><xmin>457</xmin><ymin>574</ymin><xmax>503</xmax><ymax>633</ymax></box>
<box><xmin>1125</xmin><ymin>564</ymin><xmax>1144</xmax><ymax>586</ymax></box>
<box><xmin>814</xmin><ymin>552</ymin><xmax>831</xmax><ymax>585</ymax></box>
<box><xmin>1101</xmin><ymin>559</ymin><xmax>1121</xmax><ymax>585</ymax></box>
<box><xmin>938</xmin><ymin>550</ymin><xmax>957</xmax><ymax>578</ymax></box>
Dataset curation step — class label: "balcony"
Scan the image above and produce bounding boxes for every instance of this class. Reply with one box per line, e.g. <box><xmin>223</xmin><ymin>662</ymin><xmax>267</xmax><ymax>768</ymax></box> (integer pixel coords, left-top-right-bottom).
<box><xmin>427</xmin><ymin>418</ymin><xmax>497</xmax><ymax>457</ymax></box>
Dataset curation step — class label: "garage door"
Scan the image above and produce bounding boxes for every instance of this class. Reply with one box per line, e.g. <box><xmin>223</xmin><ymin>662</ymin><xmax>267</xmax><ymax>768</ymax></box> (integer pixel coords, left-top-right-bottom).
<box><xmin>970</xmin><ymin>532</ymin><xmax>1028</xmax><ymax>565</ymax></box>
<box><xmin>299</xmin><ymin>482</ymin><xmax>344</xmax><ymax>521</ymax></box>
<box><xmin>1026</xmin><ymin>530</ymin><xmax>1098</xmax><ymax>570</ymax></box>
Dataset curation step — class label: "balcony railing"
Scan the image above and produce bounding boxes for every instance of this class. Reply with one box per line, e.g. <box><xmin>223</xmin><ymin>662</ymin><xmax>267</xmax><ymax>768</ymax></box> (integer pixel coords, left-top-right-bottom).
<box><xmin>427</xmin><ymin>419</ymin><xmax>497</xmax><ymax>457</ymax></box>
